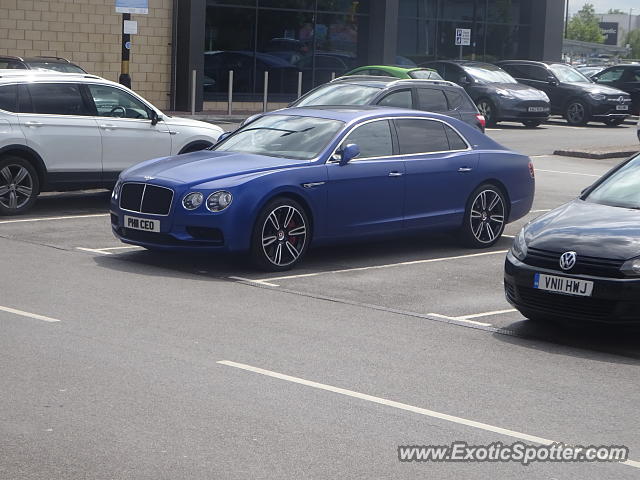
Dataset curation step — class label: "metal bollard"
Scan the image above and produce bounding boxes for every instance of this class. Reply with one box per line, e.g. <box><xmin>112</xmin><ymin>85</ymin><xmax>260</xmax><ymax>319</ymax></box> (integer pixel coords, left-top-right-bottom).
<box><xmin>263</xmin><ymin>71</ymin><xmax>269</xmax><ymax>112</ymax></box>
<box><xmin>227</xmin><ymin>70</ymin><xmax>233</xmax><ymax>115</ymax></box>
<box><xmin>190</xmin><ymin>69</ymin><xmax>196</xmax><ymax>115</ymax></box>
<box><xmin>297</xmin><ymin>71</ymin><xmax>302</xmax><ymax>98</ymax></box>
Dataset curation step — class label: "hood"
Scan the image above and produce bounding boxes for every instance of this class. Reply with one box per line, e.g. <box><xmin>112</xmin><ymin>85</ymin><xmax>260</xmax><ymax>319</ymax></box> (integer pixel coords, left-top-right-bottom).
<box><xmin>481</xmin><ymin>83</ymin><xmax>548</xmax><ymax>100</ymax></box>
<box><xmin>566</xmin><ymin>82</ymin><xmax>629</xmax><ymax>96</ymax></box>
<box><xmin>525</xmin><ymin>199</ymin><xmax>640</xmax><ymax>260</ymax></box>
<box><xmin>162</xmin><ymin>115</ymin><xmax>224</xmax><ymax>133</ymax></box>
<box><xmin>122</xmin><ymin>150</ymin><xmax>304</xmax><ymax>186</ymax></box>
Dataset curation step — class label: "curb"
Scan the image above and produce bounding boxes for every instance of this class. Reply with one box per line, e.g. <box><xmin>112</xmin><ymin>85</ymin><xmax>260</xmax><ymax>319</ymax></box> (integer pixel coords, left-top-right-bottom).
<box><xmin>554</xmin><ymin>148</ymin><xmax>640</xmax><ymax>159</ymax></box>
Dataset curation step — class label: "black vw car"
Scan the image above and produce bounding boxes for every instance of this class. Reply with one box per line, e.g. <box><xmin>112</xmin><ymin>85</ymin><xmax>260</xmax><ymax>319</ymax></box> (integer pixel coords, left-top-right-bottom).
<box><xmin>497</xmin><ymin>60</ymin><xmax>632</xmax><ymax>126</ymax></box>
<box><xmin>422</xmin><ymin>60</ymin><xmax>550</xmax><ymax>127</ymax></box>
<box><xmin>505</xmin><ymin>153</ymin><xmax>640</xmax><ymax>325</ymax></box>
<box><xmin>591</xmin><ymin>64</ymin><xmax>640</xmax><ymax>115</ymax></box>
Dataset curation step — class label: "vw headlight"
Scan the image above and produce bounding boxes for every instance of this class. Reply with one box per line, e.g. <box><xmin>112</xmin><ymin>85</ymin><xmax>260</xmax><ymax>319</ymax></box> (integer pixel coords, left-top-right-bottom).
<box><xmin>182</xmin><ymin>192</ymin><xmax>204</xmax><ymax>210</ymax></box>
<box><xmin>621</xmin><ymin>257</ymin><xmax>640</xmax><ymax>277</ymax></box>
<box><xmin>588</xmin><ymin>92</ymin><xmax>606</xmax><ymax>101</ymax></box>
<box><xmin>206</xmin><ymin>191</ymin><xmax>233</xmax><ymax>212</ymax></box>
<box><xmin>510</xmin><ymin>228</ymin><xmax>528</xmax><ymax>261</ymax></box>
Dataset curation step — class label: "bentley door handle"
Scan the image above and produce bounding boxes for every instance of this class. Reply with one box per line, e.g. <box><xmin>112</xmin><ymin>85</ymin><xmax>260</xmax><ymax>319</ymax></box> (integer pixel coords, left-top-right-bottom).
<box><xmin>458</xmin><ymin>167</ymin><xmax>473</xmax><ymax>172</ymax></box>
<box><xmin>388</xmin><ymin>171</ymin><xmax>403</xmax><ymax>177</ymax></box>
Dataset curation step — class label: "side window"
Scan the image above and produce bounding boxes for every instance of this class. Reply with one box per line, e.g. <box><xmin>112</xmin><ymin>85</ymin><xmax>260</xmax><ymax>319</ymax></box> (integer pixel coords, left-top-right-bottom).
<box><xmin>0</xmin><ymin>84</ymin><xmax>18</xmax><ymax>112</ymax></box>
<box><xmin>631</xmin><ymin>69</ymin><xmax>640</xmax><ymax>82</ymax></box>
<box><xmin>443</xmin><ymin>125</ymin><xmax>468</xmax><ymax>150</ymax></box>
<box><xmin>523</xmin><ymin>65</ymin><xmax>550</xmax><ymax>82</ymax></box>
<box><xmin>377</xmin><ymin>89</ymin><xmax>412</xmax><ymax>108</ymax></box>
<box><xmin>596</xmin><ymin>68</ymin><xmax>624</xmax><ymax>83</ymax></box>
<box><xmin>395</xmin><ymin>118</ymin><xmax>450</xmax><ymax>154</ymax></box>
<box><xmin>87</xmin><ymin>84</ymin><xmax>151</xmax><ymax>119</ymax></box>
<box><xmin>341</xmin><ymin>120</ymin><xmax>393</xmax><ymax>159</ymax></box>
<box><xmin>27</xmin><ymin>83</ymin><xmax>91</xmax><ymax>116</ymax></box>
<box><xmin>444</xmin><ymin>90</ymin><xmax>475</xmax><ymax>111</ymax></box>
<box><xmin>417</xmin><ymin>88</ymin><xmax>448</xmax><ymax>112</ymax></box>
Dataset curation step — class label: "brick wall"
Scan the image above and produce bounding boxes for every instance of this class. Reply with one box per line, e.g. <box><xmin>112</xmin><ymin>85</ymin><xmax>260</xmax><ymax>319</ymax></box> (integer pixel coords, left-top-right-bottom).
<box><xmin>0</xmin><ymin>0</ymin><xmax>173</xmax><ymax>109</ymax></box>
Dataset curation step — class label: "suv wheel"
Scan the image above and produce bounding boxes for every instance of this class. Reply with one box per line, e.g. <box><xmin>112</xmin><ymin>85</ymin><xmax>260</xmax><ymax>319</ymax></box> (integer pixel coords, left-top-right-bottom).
<box><xmin>0</xmin><ymin>156</ymin><xmax>39</xmax><ymax>215</ymax></box>
<box><xmin>565</xmin><ymin>99</ymin><xmax>589</xmax><ymax>126</ymax></box>
<box><xmin>476</xmin><ymin>99</ymin><xmax>496</xmax><ymax>127</ymax></box>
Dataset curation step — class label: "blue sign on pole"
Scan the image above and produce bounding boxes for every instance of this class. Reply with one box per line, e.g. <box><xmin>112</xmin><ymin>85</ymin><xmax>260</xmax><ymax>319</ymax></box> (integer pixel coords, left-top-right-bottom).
<box><xmin>115</xmin><ymin>0</ymin><xmax>148</xmax><ymax>14</ymax></box>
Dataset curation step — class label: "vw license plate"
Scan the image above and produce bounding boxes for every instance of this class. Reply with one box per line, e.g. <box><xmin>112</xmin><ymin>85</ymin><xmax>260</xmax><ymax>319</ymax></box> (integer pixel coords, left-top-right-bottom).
<box><xmin>616</xmin><ymin>105</ymin><xmax>629</xmax><ymax>110</ymax></box>
<box><xmin>534</xmin><ymin>273</ymin><xmax>593</xmax><ymax>297</ymax></box>
<box><xmin>124</xmin><ymin>215</ymin><xmax>160</xmax><ymax>232</ymax></box>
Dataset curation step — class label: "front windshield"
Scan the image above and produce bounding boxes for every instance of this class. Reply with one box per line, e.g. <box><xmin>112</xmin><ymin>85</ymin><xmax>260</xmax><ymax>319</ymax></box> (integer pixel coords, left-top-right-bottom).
<box><xmin>295</xmin><ymin>84</ymin><xmax>382</xmax><ymax>107</ymax></box>
<box><xmin>463</xmin><ymin>65</ymin><xmax>516</xmax><ymax>84</ymax></box>
<box><xmin>586</xmin><ymin>154</ymin><xmax>640</xmax><ymax>209</ymax></box>
<box><xmin>548</xmin><ymin>64</ymin><xmax>590</xmax><ymax>83</ymax></box>
<box><xmin>214</xmin><ymin>114</ymin><xmax>344</xmax><ymax>160</ymax></box>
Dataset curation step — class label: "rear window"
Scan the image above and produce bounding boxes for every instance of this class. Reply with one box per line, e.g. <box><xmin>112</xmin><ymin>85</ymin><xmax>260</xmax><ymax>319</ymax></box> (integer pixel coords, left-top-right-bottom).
<box><xmin>0</xmin><ymin>84</ymin><xmax>18</xmax><ymax>112</ymax></box>
<box><xmin>295</xmin><ymin>84</ymin><xmax>381</xmax><ymax>107</ymax></box>
<box><xmin>27</xmin><ymin>83</ymin><xmax>92</xmax><ymax>116</ymax></box>
<box><xmin>417</xmin><ymin>88</ymin><xmax>448</xmax><ymax>111</ymax></box>
<box><xmin>444</xmin><ymin>90</ymin><xmax>474</xmax><ymax>110</ymax></box>
<box><xmin>395</xmin><ymin>118</ymin><xmax>450</xmax><ymax>154</ymax></box>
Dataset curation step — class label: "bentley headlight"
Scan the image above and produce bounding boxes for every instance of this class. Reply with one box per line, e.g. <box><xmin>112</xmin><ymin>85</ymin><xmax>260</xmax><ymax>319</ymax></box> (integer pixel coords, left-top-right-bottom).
<box><xmin>206</xmin><ymin>191</ymin><xmax>233</xmax><ymax>212</ymax></box>
<box><xmin>111</xmin><ymin>180</ymin><xmax>122</xmax><ymax>200</ymax></box>
<box><xmin>510</xmin><ymin>228</ymin><xmax>528</xmax><ymax>261</ymax></box>
<box><xmin>182</xmin><ymin>192</ymin><xmax>204</xmax><ymax>210</ymax></box>
<box><xmin>621</xmin><ymin>257</ymin><xmax>640</xmax><ymax>277</ymax></box>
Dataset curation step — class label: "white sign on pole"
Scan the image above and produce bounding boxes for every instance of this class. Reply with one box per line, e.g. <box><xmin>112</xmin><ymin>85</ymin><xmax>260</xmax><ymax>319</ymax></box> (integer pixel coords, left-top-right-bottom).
<box><xmin>455</xmin><ymin>28</ymin><xmax>471</xmax><ymax>46</ymax></box>
<box><xmin>123</xmin><ymin>20</ymin><xmax>138</xmax><ymax>35</ymax></box>
<box><xmin>115</xmin><ymin>0</ymin><xmax>148</xmax><ymax>14</ymax></box>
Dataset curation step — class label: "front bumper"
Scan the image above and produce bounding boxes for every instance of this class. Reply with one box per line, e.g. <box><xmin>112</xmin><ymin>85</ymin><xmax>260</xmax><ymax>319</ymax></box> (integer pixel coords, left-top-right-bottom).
<box><xmin>496</xmin><ymin>99</ymin><xmax>550</xmax><ymax>122</ymax></box>
<box><xmin>504</xmin><ymin>251</ymin><xmax>640</xmax><ymax>324</ymax></box>
<box><xmin>590</xmin><ymin>100</ymin><xmax>632</xmax><ymax>119</ymax></box>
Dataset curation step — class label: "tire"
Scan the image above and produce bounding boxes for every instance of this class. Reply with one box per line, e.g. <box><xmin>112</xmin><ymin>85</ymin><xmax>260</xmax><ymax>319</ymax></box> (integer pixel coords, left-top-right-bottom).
<box><xmin>522</xmin><ymin>120</ymin><xmax>541</xmax><ymax>128</ymax></box>
<box><xmin>476</xmin><ymin>98</ymin><xmax>497</xmax><ymax>127</ymax></box>
<box><xmin>250</xmin><ymin>197</ymin><xmax>310</xmax><ymax>271</ymax></box>
<box><xmin>461</xmin><ymin>184</ymin><xmax>507</xmax><ymax>248</ymax></box>
<box><xmin>0</xmin><ymin>156</ymin><xmax>39</xmax><ymax>216</ymax></box>
<box><xmin>603</xmin><ymin>118</ymin><xmax>624</xmax><ymax>127</ymax></box>
<box><xmin>564</xmin><ymin>99</ymin><xmax>590</xmax><ymax>126</ymax></box>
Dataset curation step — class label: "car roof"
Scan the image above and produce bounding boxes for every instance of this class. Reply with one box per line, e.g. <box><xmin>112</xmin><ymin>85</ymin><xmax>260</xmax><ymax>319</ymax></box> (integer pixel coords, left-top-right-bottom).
<box><xmin>352</xmin><ymin>65</ymin><xmax>436</xmax><ymax>73</ymax></box>
<box><xmin>264</xmin><ymin>105</ymin><xmax>456</xmax><ymax>123</ymax></box>
<box><xmin>330</xmin><ymin>76</ymin><xmax>458</xmax><ymax>89</ymax></box>
<box><xmin>0</xmin><ymin>69</ymin><xmax>106</xmax><ymax>85</ymax></box>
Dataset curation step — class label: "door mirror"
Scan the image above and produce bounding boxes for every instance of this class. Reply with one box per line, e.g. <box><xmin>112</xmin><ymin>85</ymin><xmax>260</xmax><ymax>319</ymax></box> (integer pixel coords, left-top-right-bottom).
<box><xmin>338</xmin><ymin>143</ymin><xmax>360</xmax><ymax>166</ymax></box>
<box><xmin>459</xmin><ymin>75</ymin><xmax>471</xmax><ymax>85</ymax></box>
<box><xmin>217</xmin><ymin>131</ymin><xmax>232</xmax><ymax>143</ymax></box>
<box><xmin>150</xmin><ymin>110</ymin><xmax>162</xmax><ymax>125</ymax></box>
<box><xmin>547</xmin><ymin>75</ymin><xmax>558</xmax><ymax>86</ymax></box>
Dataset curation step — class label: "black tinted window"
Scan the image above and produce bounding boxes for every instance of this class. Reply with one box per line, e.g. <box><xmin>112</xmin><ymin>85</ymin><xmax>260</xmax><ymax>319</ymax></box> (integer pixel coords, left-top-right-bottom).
<box><xmin>445</xmin><ymin>90</ymin><xmax>473</xmax><ymax>110</ymax></box>
<box><xmin>396</xmin><ymin>119</ymin><xmax>450</xmax><ymax>154</ymax></box>
<box><xmin>444</xmin><ymin>125</ymin><xmax>468</xmax><ymax>150</ymax></box>
<box><xmin>523</xmin><ymin>65</ymin><xmax>551</xmax><ymax>82</ymax></box>
<box><xmin>0</xmin><ymin>84</ymin><xmax>17</xmax><ymax>112</ymax></box>
<box><xmin>417</xmin><ymin>88</ymin><xmax>448</xmax><ymax>111</ymax></box>
<box><xmin>342</xmin><ymin>120</ymin><xmax>393</xmax><ymax>158</ymax></box>
<box><xmin>28</xmin><ymin>83</ymin><xmax>91</xmax><ymax>115</ymax></box>
<box><xmin>377</xmin><ymin>89</ymin><xmax>412</xmax><ymax>108</ymax></box>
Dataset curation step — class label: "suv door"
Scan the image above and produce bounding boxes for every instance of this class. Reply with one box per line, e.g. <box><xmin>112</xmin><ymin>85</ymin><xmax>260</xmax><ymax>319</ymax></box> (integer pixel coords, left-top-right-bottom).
<box><xmin>86</xmin><ymin>84</ymin><xmax>172</xmax><ymax>180</ymax></box>
<box><xmin>375</xmin><ymin>89</ymin><xmax>414</xmax><ymax>109</ymax></box>
<box><xmin>395</xmin><ymin>118</ymin><xmax>478</xmax><ymax>228</ymax></box>
<box><xmin>326</xmin><ymin>119</ymin><xmax>405</xmax><ymax>235</ymax></box>
<box><xmin>18</xmin><ymin>82</ymin><xmax>102</xmax><ymax>185</ymax></box>
<box><xmin>416</xmin><ymin>87</ymin><xmax>454</xmax><ymax>117</ymax></box>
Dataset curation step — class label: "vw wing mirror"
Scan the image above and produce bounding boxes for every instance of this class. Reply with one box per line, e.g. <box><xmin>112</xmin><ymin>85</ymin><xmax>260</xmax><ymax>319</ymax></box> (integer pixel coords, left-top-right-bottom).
<box><xmin>547</xmin><ymin>76</ymin><xmax>558</xmax><ymax>86</ymax></box>
<box><xmin>339</xmin><ymin>143</ymin><xmax>360</xmax><ymax>166</ymax></box>
<box><xmin>150</xmin><ymin>110</ymin><xmax>162</xmax><ymax>126</ymax></box>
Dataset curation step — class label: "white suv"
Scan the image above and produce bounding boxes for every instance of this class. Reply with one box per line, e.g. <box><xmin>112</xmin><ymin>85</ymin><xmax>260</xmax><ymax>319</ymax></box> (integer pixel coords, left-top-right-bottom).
<box><xmin>0</xmin><ymin>70</ymin><xmax>224</xmax><ymax>215</ymax></box>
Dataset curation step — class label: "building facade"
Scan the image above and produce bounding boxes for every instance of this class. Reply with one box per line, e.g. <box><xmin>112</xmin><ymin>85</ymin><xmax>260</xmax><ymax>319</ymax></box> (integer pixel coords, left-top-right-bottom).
<box><xmin>0</xmin><ymin>0</ymin><xmax>564</xmax><ymax>111</ymax></box>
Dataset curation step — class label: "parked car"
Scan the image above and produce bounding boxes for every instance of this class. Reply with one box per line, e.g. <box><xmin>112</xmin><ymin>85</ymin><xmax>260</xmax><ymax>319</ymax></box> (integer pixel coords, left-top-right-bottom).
<box><xmin>0</xmin><ymin>70</ymin><xmax>223</xmax><ymax>215</ymax></box>
<box><xmin>289</xmin><ymin>77</ymin><xmax>486</xmax><ymax>132</ymax></box>
<box><xmin>505</xmin><ymin>151</ymin><xmax>640</xmax><ymax>325</ymax></box>
<box><xmin>496</xmin><ymin>60</ymin><xmax>632</xmax><ymax>126</ymax></box>
<box><xmin>344</xmin><ymin>65</ymin><xmax>443</xmax><ymax>80</ymax></box>
<box><xmin>111</xmin><ymin>107</ymin><xmax>534</xmax><ymax>270</ymax></box>
<box><xmin>0</xmin><ymin>55</ymin><xmax>86</xmax><ymax>73</ymax></box>
<box><xmin>591</xmin><ymin>64</ymin><xmax>640</xmax><ymax>115</ymax></box>
<box><xmin>422</xmin><ymin>60</ymin><xmax>551</xmax><ymax>127</ymax></box>
<box><xmin>575</xmin><ymin>65</ymin><xmax>605</xmax><ymax>78</ymax></box>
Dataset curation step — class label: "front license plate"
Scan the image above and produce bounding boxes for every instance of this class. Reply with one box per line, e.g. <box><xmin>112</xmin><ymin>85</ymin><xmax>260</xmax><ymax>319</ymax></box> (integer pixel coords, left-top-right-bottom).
<box><xmin>124</xmin><ymin>215</ymin><xmax>160</xmax><ymax>232</ymax></box>
<box><xmin>534</xmin><ymin>273</ymin><xmax>593</xmax><ymax>297</ymax></box>
<box><xmin>528</xmin><ymin>106</ymin><xmax>548</xmax><ymax>112</ymax></box>
<box><xmin>616</xmin><ymin>105</ymin><xmax>629</xmax><ymax>110</ymax></box>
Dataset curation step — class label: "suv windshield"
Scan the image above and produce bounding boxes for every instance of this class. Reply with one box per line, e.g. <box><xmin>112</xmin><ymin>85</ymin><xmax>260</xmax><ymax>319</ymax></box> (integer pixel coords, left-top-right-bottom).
<box><xmin>463</xmin><ymin>65</ymin><xmax>516</xmax><ymax>84</ymax></box>
<box><xmin>586</xmin><ymin>154</ymin><xmax>640</xmax><ymax>209</ymax></box>
<box><xmin>295</xmin><ymin>84</ymin><xmax>382</xmax><ymax>106</ymax></box>
<box><xmin>214</xmin><ymin>114</ymin><xmax>344</xmax><ymax>160</ymax></box>
<box><xmin>548</xmin><ymin>64</ymin><xmax>590</xmax><ymax>83</ymax></box>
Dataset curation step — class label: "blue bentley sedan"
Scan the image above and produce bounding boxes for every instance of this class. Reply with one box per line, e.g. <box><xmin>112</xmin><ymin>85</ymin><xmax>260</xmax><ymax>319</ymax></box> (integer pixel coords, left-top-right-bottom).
<box><xmin>110</xmin><ymin>106</ymin><xmax>534</xmax><ymax>270</ymax></box>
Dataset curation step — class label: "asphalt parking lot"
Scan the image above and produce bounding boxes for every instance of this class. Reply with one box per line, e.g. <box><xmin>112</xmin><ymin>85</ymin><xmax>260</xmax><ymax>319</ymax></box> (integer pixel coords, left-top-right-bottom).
<box><xmin>2</xmin><ymin>118</ymin><xmax>640</xmax><ymax>479</ymax></box>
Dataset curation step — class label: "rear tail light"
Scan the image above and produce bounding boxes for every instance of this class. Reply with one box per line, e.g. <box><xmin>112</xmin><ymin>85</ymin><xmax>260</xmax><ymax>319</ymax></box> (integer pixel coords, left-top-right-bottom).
<box><xmin>476</xmin><ymin>114</ymin><xmax>486</xmax><ymax>132</ymax></box>
<box><xmin>528</xmin><ymin>161</ymin><xmax>535</xmax><ymax>178</ymax></box>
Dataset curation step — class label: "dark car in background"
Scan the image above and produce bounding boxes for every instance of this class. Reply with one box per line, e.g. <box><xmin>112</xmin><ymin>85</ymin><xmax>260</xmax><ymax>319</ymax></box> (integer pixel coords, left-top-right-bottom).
<box><xmin>422</xmin><ymin>61</ymin><xmax>550</xmax><ymax>128</ymax></box>
<box><xmin>591</xmin><ymin>64</ymin><xmax>640</xmax><ymax>115</ymax></box>
<box><xmin>0</xmin><ymin>55</ymin><xmax>86</xmax><ymax>73</ymax></box>
<box><xmin>289</xmin><ymin>76</ymin><xmax>486</xmax><ymax>131</ymax></box>
<box><xmin>497</xmin><ymin>60</ymin><xmax>632</xmax><ymax>126</ymax></box>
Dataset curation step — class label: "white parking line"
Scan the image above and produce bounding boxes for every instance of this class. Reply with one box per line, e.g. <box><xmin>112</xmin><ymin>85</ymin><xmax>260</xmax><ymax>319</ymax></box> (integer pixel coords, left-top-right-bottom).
<box><xmin>76</xmin><ymin>247</ymin><xmax>113</xmax><ymax>255</ymax></box>
<box><xmin>461</xmin><ymin>308</ymin><xmax>517</xmax><ymax>319</ymax></box>
<box><xmin>530</xmin><ymin>209</ymin><xmax>551</xmax><ymax>213</ymax></box>
<box><xmin>0</xmin><ymin>213</ymin><xmax>109</xmax><ymax>224</ymax></box>
<box><xmin>76</xmin><ymin>245</ymin><xmax>143</xmax><ymax>255</ymax></box>
<box><xmin>536</xmin><ymin>169</ymin><xmax>600</xmax><ymax>177</ymax></box>
<box><xmin>427</xmin><ymin>313</ymin><xmax>492</xmax><ymax>327</ymax></box>
<box><xmin>217</xmin><ymin>360</ymin><xmax>640</xmax><ymax>470</ymax></box>
<box><xmin>235</xmin><ymin>250</ymin><xmax>509</xmax><ymax>287</ymax></box>
<box><xmin>0</xmin><ymin>305</ymin><xmax>60</xmax><ymax>323</ymax></box>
